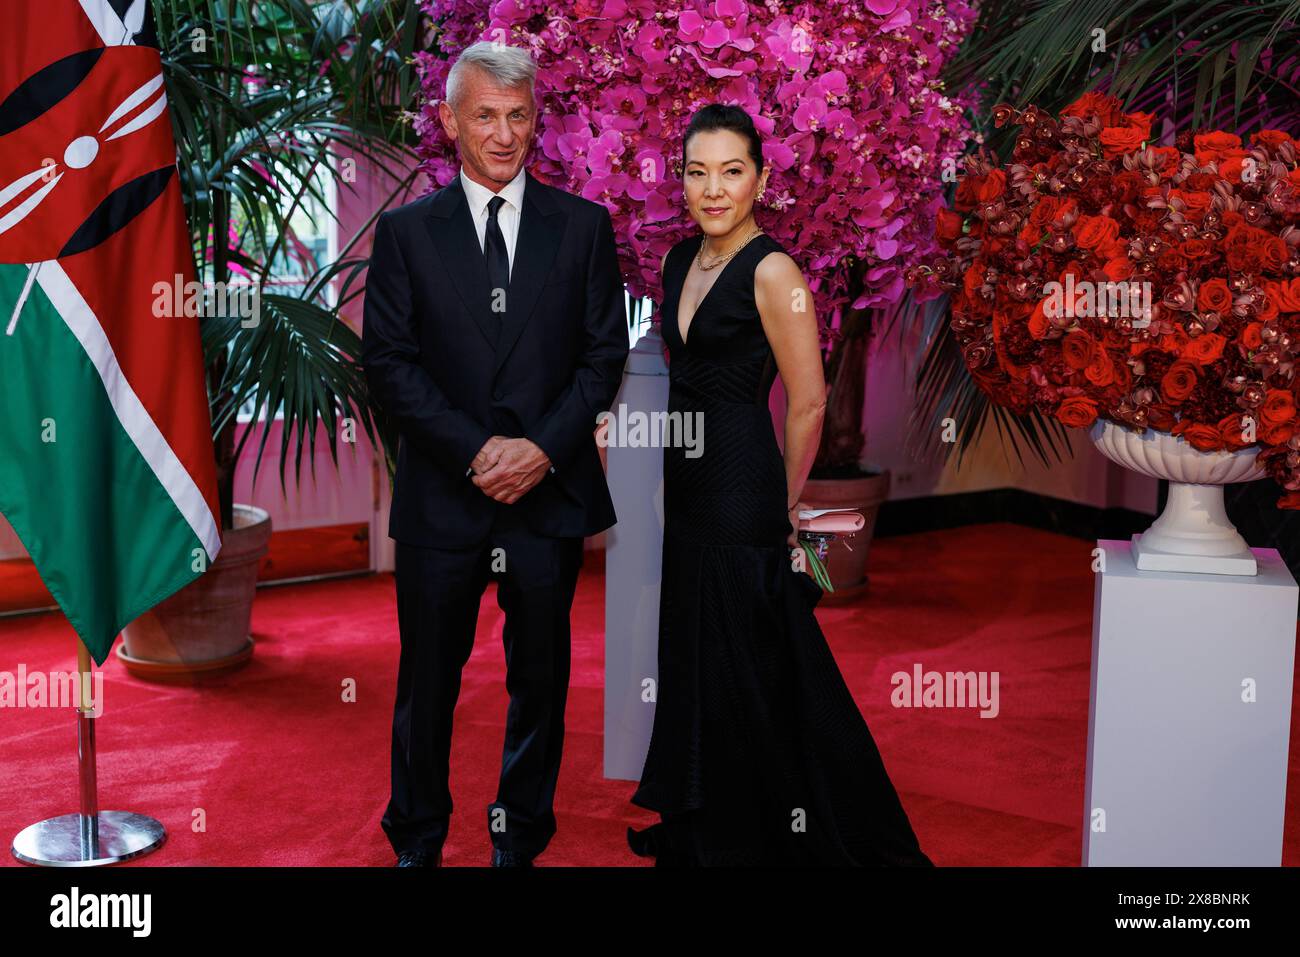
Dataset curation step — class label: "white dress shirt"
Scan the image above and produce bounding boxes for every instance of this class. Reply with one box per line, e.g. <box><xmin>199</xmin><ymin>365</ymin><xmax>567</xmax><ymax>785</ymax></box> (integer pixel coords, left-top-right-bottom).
<box><xmin>459</xmin><ymin>165</ymin><xmax>525</xmax><ymax>278</ymax></box>
<box><xmin>457</xmin><ymin>165</ymin><xmax>555</xmax><ymax>478</ymax></box>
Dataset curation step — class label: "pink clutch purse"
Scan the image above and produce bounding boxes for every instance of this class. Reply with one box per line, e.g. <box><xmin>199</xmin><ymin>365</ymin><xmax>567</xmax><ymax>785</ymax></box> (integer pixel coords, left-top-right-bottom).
<box><xmin>793</xmin><ymin>509</ymin><xmax>864</xmax><ymax>592</ymax></box>
<box><xmin>797</xmin><ymin>508</ymin><xmax>865</xmax><ymax>534</ymax></box>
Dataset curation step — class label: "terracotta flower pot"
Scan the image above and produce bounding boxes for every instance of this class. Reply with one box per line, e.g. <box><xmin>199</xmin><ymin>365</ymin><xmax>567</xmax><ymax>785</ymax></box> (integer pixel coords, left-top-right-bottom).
<box><xmin>118</xmin><ymin>504</ymin><xmax>271</xmax><ymax>681</ymax></box>
<box><xmin>800</xmin><ymin>470</ymin><xmax>890</xmax><ymax>602</ymax></box>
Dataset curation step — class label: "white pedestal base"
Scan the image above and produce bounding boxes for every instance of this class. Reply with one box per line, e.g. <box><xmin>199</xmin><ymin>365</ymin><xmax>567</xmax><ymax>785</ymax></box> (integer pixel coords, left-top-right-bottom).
<box><xmin>1132</xmin><ymin>531</ymin><xmax>1258</xmax><ymax>576</ymax></box>
<box><xmin>1083</xmin><ymin>539</ymin><xmax>1297</xmax><ymax>866</ymax></box>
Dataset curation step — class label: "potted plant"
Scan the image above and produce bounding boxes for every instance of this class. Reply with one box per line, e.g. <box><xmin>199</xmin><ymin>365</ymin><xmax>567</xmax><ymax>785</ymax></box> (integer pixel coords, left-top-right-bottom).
<box><xmin>904</xmin><ymin>0</ymin><xmax>1300</xmax><ymax>586</ymax></box>
<box><xmin>909</xmin><ymin>95</ymin><xmax>1300</xmax><ymax>576</ymax></box>
<box><xmin>118</xmin><ymin>0</ymin><xmax>423</xmax><ymax>679</ymax></box>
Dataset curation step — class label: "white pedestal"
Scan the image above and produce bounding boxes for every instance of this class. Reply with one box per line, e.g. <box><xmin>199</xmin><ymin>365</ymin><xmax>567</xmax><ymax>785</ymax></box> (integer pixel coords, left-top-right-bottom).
<box><xmin>1083</xmin><ymin>539</ymin><xmax>1298</xmax><ymax>866</ymax></box>
<box><xmin>603</xmin><ymin>329</ymin><xmax>669</xmax><ymax>781</ymax></box>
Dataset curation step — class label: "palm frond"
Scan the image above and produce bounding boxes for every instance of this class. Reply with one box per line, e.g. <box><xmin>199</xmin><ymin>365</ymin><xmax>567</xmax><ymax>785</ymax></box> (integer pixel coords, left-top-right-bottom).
<box><xmin>155</xmin><ymin>0</ymin><xmax>427</xmax><ymax>507</ymax></box>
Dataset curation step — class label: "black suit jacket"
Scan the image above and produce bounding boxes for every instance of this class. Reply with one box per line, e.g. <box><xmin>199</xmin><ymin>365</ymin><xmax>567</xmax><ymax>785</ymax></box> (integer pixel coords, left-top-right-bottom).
<box><xmin>361</xmin><ymin>171</ymin><xmax>629</xmax><ymax>548</ymax></box>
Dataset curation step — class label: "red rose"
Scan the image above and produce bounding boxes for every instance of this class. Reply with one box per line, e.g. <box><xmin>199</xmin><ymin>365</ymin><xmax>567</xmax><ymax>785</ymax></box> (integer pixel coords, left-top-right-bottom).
<box><xmin>1194</xmin><ymin>131</ymin><xmax>1243</xmax><ymax>165</ymax></box>
<box><xmin>1240</xmin><ymin>322</ymin><xmax>1264</xmax><ymax>351</ymax></box>
<box><xmin>1100</xmin><ymin>125</ymin><xmax>1147</xmax><ymax>159</ymax></box>
<box><xmin>1261</xmin><ymin>237</ymin><xmax>1289</xmax><ymax>274</ymax></box>
<box><xmin>1099</xmin><ymin>112</ymin><xmax>1154</xmax><ymax>159</ymax></box>
<box><xmin>1161</xmin><ymin>361</ymin><xmax>1199</xmax><ymax>403</ymax></box>
<box><xmin>1196</xmin><ymin>279</ymin><xmax>1233</xmax><ymax>315</ymax></box>
<box><xmin>1160</xmin><ymin>327</ymin><xmax>1191</xmax><ymax>354</ymax></box>
<box><xmin>1253</xmin><ymin>130</ymin><xmax>1294</xmax><ymax>149</ymax></box>
<box><xmin>973</xmin><ymin>169</ymin><xmax>1007</xmax><ymax>203</ymax></box>
<box><xmin>1173</xmin><ymin>422</ymin><xmax>1225</xmax><ymax>452</ymax></box>
<box><xmin>1231</xmin><ymin>225</ymin><xmax>1277</xmax><ymax>270</ymax></box>
<box><xmin>954</xmin><ymin>177</ymin><xmax>977</xmax><ymax>212</ymax></box>
<box><xmin>936</xmin><ymin>209</ymin><xmax>964</xmax><ymax>243</ymax></box>
<box><xmin>1261</xmin><ymin>418</ymin><xmax>1298</xmax><ymax>446</ymax></box>
<box><xmin>1028</xmin><ymin>195</ymin><xmax>1060</xmax><ymax>228</ymax></box>
<box><xmin>1030</xmin><ymin>196</ymin><xmax>1079</xmax><ymax>229</ymax></box>
<box><xmin>1171</xmin><ymin>189</ymin><xmax>1212</xmax><ymax>219</ymax></box>
<box><xmin>1179</xmin><ymin>239</ymin><xmax>1212</xmax><ymax>260</ymax></box>
<box><xmin>1181</xmin><ymin>333</ymin><xmax>1226</xmax><ymax>366</ymax></box>
<box><xmin>1085</xmin><ymin>347</ymin><xmax>1116</xmax><ymax>386</ymax></box>
<box><xmin>1075</xmin><ymin>215</ymin><xmax>1121</xmax><ymax>253</ymax></box>
<box><xmin>1061</xmin><ymin>92</ymin><xmax>1125</xmax><ymax>127</ymax></box>
<box><xmin>1257</xmin><ymin>390</ymin><xmax>1296</xmax><ymax>444</ymax></box>
<box><xmin>1266</xmin><ymin>279</ymin><xmax>1300</xmax><ymax>313</ymax></box>
<box><xmin>1259</xmin><ymin>389</ymin><xmax>1297</xmax><ymax>430</ymax></box>
<box><xmin>1027</xmin><ymin>300</ymin><xmax>1051</xmax><ymax>339</ymax></box>
<box><xmin>1061</xmin><ymin>331</ymin><xmax>1097</xmax><ymax>370</ymax></box>
<box><xmin>1219</xmin><ymin>154</ymin><xmax>1252</xmax><ymax>183</ymax></box>
<box><xmin>1157</xmin><ymin>249</ymin><xmax>1187</xmax><ymax>272</ymax></box>
<box><xmin>1055</xmin><ymin>396</ymin><xmax>1099</xmax><ymax>428</ymax></box>
<box><xmin>1102</xmin><ymin>256</ymin><xmax>1133</xmax><ymax>281</ymax></box>
<box><xmin>1217</xmin><ymin>413</ymin><xmax>1254</xmax><ymax>451</ymax></box>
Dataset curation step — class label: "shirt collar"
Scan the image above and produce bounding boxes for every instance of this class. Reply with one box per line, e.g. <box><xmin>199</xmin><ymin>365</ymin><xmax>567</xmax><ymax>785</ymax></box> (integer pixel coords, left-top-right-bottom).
<box><xmin>459</xmin><ymin>165</ymin><xmax>526</xmax><ymax>217</ymax></box>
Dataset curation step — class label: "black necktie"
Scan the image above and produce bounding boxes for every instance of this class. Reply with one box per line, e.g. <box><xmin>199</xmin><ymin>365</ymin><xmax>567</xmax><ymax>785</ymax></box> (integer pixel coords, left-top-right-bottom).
<box><xmin>484</xmin><ymin>195</ymin><xmax>509</xmax><ymax>343</ymax></box>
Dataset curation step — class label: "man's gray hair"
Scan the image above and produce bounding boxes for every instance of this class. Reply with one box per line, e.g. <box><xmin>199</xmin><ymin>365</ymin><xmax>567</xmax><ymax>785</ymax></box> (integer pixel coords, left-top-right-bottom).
<box><xmin>445</xmin><ymin>41</ymin><xmax>537</xmax><ymax>108</ymax></box>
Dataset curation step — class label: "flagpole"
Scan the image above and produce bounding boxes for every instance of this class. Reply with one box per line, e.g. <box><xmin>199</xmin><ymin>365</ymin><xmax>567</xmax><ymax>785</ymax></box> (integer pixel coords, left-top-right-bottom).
<box><xmin>11</xmin><ymin>634</ymin><xmax>167</xmax><ymax>866</ymax></box>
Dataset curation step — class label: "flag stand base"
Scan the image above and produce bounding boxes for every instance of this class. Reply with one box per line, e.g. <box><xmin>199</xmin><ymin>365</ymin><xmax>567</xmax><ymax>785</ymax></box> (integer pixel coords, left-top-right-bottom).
<box><xmin>11</xmin><ymin>640</ymin><xmax>167</xmax><ymax>867</ymax></box>
<box><xmin>12</xmin><ymin>811</ymin><xmax>165</xmax><ymax>867</ymax></box>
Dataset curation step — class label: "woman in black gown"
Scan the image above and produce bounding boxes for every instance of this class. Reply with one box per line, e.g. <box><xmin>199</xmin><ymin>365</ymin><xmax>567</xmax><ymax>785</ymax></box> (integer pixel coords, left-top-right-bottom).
<box><xmin>626</xmin><ymin>104</ymin><xmax>933</xmax><ymax>867</ymax></box>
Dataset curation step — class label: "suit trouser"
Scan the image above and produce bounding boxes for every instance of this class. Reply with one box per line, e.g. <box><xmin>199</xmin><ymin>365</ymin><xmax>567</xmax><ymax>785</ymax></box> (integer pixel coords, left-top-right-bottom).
<box><xmin>381</xmin><ymin>502</ymin><xmax>584</xmax><ymax>858</ymax></box>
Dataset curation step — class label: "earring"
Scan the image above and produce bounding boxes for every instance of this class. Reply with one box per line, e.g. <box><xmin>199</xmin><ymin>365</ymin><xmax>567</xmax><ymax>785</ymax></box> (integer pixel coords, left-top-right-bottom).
<box><xmin>756</xmin><ymin>188</ymin><xmax>766</xmax><ymax>204</ymax></box>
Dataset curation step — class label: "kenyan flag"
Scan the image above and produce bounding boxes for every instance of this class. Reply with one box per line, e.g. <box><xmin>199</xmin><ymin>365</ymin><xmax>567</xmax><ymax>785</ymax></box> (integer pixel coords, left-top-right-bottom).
<box><xmin>0</xmin><ymin>1</ymin><xmax>221</xmax><ymax>665</ymax></box>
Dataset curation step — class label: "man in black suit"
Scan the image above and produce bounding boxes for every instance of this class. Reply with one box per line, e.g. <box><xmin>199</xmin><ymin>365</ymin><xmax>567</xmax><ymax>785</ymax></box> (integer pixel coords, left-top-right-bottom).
<box><xmin>361</xmin><ymin>41</ymin><xmax>629</xmax><ymax>867</ymax></box>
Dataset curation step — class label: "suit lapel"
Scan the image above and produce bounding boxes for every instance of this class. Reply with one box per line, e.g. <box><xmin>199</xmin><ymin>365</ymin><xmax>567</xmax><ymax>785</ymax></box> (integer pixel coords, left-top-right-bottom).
<box><xmin>423</xmin><ymin>171</ymin><xmax>568</xmax><ymax>382</ymax></box>
<box><xmin>423</xmin><ymin>175</ymin><xmax>497</xmax><ymax>350</ymax></box>
<box><xmin>494</xmin><ymin>171</ymin><xmax>565</xmax><ymax>378</ymax></box>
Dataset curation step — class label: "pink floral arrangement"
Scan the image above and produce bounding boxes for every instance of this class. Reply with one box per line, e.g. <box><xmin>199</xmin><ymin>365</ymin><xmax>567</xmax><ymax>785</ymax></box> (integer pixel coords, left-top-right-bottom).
<box><xmin>411</xmin><ymin>0</ymin><xmax>976</xmax><ymax>334</ymax></box>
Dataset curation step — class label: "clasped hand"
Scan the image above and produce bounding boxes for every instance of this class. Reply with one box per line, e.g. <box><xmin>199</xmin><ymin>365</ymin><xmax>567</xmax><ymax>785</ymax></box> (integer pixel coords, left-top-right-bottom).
<box><xmin>470</xmin><ymin>436</ymin><xmax>552</xmax><ymax>504</ymax></box>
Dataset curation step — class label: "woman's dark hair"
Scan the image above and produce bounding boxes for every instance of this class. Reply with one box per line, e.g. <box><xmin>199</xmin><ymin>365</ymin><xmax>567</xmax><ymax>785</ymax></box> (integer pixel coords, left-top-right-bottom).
<box><xmin>681</xmin><ymin>103</ymin><xmax>764</xmax><ymax>173</ymax></box>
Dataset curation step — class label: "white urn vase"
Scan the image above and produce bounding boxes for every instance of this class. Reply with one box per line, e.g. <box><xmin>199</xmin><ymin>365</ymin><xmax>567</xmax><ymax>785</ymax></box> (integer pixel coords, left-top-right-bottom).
<box><xmin>1089</xmin><ymin>419</ymin><xmax>1266</xmax><ymax>576</ymax></box>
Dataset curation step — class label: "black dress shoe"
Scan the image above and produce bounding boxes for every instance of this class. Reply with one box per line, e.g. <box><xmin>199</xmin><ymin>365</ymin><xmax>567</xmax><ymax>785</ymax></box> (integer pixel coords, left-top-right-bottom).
<box><xmin>490</xmin><ymin>848</ymin><xmax>533</xmax><ymax>867</ymax></box>
<box><xmin>396</xmin><ymin>848</ymin><xmax>443</xmax><ymax>867</ymax></box>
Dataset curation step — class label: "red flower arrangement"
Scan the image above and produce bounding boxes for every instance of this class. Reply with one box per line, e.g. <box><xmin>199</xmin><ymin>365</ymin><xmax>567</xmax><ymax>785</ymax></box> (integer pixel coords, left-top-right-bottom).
<box><xmin>910</xmin><ymin>92</ymin><xmax>1300</xmax><ymax>508</ymax></box>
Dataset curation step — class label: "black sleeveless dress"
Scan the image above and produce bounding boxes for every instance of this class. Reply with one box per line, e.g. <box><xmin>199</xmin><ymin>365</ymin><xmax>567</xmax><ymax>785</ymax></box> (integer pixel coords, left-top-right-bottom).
<box><xmin>626</xmin><ymin>232</ymin><xmax>933</xmax><ymax>867</ymax></box>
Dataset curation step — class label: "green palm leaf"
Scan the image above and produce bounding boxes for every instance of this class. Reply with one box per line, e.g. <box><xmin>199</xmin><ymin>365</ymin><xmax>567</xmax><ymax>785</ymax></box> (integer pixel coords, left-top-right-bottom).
<box><xmin>154</xmin><ymin>0</ymin><xmax>428</xmax><ymax>524</ymax></box>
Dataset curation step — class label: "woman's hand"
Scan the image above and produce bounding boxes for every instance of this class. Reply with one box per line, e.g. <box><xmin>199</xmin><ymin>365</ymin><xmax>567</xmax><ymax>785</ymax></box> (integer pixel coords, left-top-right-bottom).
<box><xmin>786</xmin><ymin>500</ymin><xmax>806</xmax><ymax>548</ymax></box>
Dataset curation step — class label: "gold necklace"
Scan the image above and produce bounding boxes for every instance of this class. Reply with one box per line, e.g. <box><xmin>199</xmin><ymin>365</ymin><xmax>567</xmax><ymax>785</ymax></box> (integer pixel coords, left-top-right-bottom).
<box><xmin>696</xmin><ymin>226</ymin><xmax>764</xmax><ymax>271</ymax></box>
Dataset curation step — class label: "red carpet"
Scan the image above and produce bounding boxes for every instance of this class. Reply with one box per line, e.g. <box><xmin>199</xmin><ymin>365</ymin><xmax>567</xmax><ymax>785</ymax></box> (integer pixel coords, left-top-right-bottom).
<box><xmin>2</xmin><ymin>522</ymin><xmax>1297</xmax><ymax>866</ymax></box>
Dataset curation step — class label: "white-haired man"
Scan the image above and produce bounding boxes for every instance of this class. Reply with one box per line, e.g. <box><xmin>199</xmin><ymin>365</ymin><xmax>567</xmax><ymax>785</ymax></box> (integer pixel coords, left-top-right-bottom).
<box><xmin>362</xmin><ymin>41</ymin><xmax>629</xmax><ymax>866</ymax></box>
